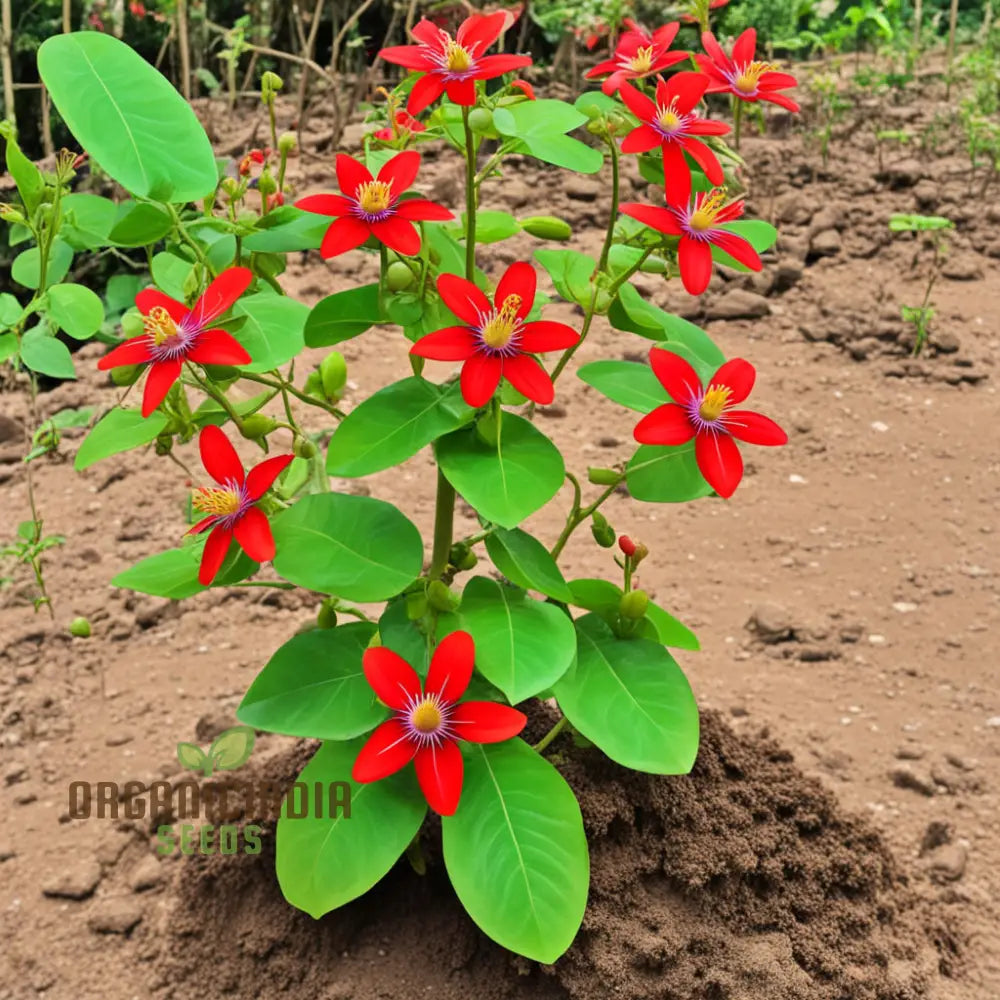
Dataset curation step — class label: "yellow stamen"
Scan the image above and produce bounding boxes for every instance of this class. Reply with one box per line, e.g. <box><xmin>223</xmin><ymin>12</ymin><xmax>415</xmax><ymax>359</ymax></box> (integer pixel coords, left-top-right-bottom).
<box><xmin>629</xmin><ymin>46</ymin><xmax>655</xmax><ymax>74</ymax></box>
<box><xmin>699</xmin><ymin>385</ymin><xmax>732</xmax><ymax>421</ymax></box>
<box><xmin>144</xmin><ymin>305</ymin><xmax>180</xmax><ymax>346</ymax></box>
<box><xmin>445</xmin><ymin>38</ymin><xmax>472</xmax><ymax>72</ymax></box>
<box><xmin>192</xmin><ymin>487</ymin><xmax>241</xmax><ymax>517</ymax></box>
<box><xmin>734</xmin><ymin>61</ymin><xmax>776</xmax><ymax>94</ymax></box>
<box><xmin>357</xmin><ymin>179</ymin><xmax>394</xmax><ymax>215</ymax></box>
<box><xmin>689</xmin><ymin>189</ymin><xmax>728</xmax><ymax>231</ymax></box>
<box><xmin>480</xmin><ymin>294</ymin><xmax>522</xmax><ymax>350</ymax></box>
<box><xmin>411</xmin><ymin>699</ymin><xmax>442</xmax><ymax>733</ymax></box>
<box><xmin>657</xmin><ymin>97</ymin><xmax>683</xmax><ymax>133</ymax></box>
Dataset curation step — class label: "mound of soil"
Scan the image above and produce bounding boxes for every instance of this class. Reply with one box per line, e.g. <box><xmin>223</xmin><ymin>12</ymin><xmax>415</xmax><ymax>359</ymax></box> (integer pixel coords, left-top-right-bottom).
<box><xmin>143</xmin><ymin>712</ymin><xmax>958</xmax><ymax>1000</ymax></box>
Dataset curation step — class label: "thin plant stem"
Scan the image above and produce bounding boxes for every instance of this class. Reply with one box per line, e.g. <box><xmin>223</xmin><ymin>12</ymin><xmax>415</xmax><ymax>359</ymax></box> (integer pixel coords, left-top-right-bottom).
<box><xmin>533</xmin><ymin>715</ymin><xmax>569</xmax><ymax>753</ymax></box>
<box><xmin>550</xmin><ymin>478</ymin><xmax>623</xmax><ymax>560</ymax></box>
<box><xmin>462</xmin><ymin>106</ymin><xmax>477</xmax><ymax>280</ymax></box>
<box><xmin>428</xmin><ymin>470</ymin><xmax>456</xmax><ymax>579</ymax></box>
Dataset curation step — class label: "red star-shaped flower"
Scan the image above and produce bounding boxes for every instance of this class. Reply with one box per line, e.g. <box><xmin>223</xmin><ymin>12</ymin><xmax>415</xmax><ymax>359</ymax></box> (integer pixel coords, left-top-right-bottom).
<box><xmin>373</xmin><ymin>109</ymin><xmax>426</xmax><ymax>143</ymax></box>
<box><xmin>618</xmin><ymin>74</ymin><xmax>730</xmax><ymax>207</ymax></box>
<box><xmin>187</xmin><ymin>425</ymin><xmax>293</xmax><ymax>586</ymax></box>
<box><xmin>696</xmin><ymin>28</ymin><xmax>800</xmax><ymax>112</ymax></box>
<box><xmin>621</xmin><ymin>189</ymin><xmax>761</xmax><ymax>295</ymax></box>
<box><xmin>379</xmin><ymin>12</ymin><xmax>532</xmax><ymax>115</ymax></box>
<box><xmin>97</xmin><ymin>267</ymin><xmax>253</xmax><ymax>418</ymax></box>
<box><xmin>352</xmin><ymin>631</ymin><xmax>527</xmax><ymax>816</ymax></box>
<box><xmin>295</xmin><ymin>151</ymin><xmax>452</xmax><ymax>258</ymax></box>
<box><xmin>585</xmin><ymin>20</ymin><xmax>688</xmax><ymax>94</ymax></box>
<box><xmin>633</xmin><ymin>349</ymin><xmax>787</xmax><ymax>498</ymax></box>
<box><xmin>410</xmin><ymin>261</ymin><xmax>579</xmax><ymax>407</ymax></box>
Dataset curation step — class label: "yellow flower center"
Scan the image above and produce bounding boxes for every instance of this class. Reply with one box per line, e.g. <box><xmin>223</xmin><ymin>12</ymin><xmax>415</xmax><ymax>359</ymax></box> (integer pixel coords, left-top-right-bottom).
<box><xmin>445</xmin><ymin>38</ymin><xmax>472</xmax><ymax>72</ymax></box>
<box><xmin>657</xmin><ymin>98</ymin><xmax>683</xmax><ymax>133</ymax></box>
<box><xmin>411</xmin><ymin>698</ymin><xmax>442</xmax><ymax>733</ymax></box>
<box><xmin>699</xmin><ymin>385</ymin><xmax>732</xmax><ymax>422</ymax></box>
<box><xmin>144</xmin><ymin>305</ymin><xmax>181</xmax><ymax>346</ymax></box>
<box><xmin>629</xmin><ymin>46</ymin><xmax>655</xmax><ymax>74</ymax></box>
<box><xmin>192</xmin><ymin>487</ymin><xmax>241</xmax><ymax>517</ymax></box>
<box><xmin>689</xmin><ymin>189</ymin><xmax>728</xmax><ymax>231</ymax></box>
<box><xmin>480</xmin><ymin>294</ymin><xmax>522</xmax><ymax>350</ymax></box>
<box><xmin>357</xmin><ymin>179</ymin><xmax>394</xmax><ymax>215</ymax></box>
<box><xmin>734</xmin><ymin>61</ymin><xmax>776</xmax><ymax>94</ymax></box>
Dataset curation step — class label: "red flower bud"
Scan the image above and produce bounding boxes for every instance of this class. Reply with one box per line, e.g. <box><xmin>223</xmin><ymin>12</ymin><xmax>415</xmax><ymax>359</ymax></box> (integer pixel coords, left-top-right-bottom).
<box><xmin>618</xmin><ymin>535</ymin><xmax>637</xmax><ymax>558</ymax></box>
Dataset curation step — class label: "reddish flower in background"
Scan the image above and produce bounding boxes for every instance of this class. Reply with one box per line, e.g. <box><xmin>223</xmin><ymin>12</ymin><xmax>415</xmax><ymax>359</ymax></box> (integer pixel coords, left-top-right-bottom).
<box><xmin>410</xmin><ymin>261</ymin><xmax>579</xmax><ymax>407</ymax></box>
<box><xmin>97</xmin><ymin>268</ymin><xmax>253</xmax><ymax>418</ymax></box>
<box><xmin>295</xmin><ymin>151</ymin><xmax>452</xmax><ymax>258</ymax></box>
<box><xmin>621</xmin><ymin>189</ymin><xmax>761</xmax><ymax>295</ymax></box>
<box><xmin>352</xmin><ymin>631</ymin><xmax>527</xmax><ymax>816</ymax></box>
<box><xmin>379</xmin><ymin>12</ymin><xmax>532</xmax><ymax>114</ymax></box>
<box><xmin>680</xmin><ymin>0</ymin><xmax>729</xmax><ymax>23</ymax></box>
<box><xmin>697</xmin><ymin>29</ymin><xmax>800</xmax><ymax>112</ymax></box>
<box><xmin>374</xmin><ymin>109</ymin><xmax>426</xmax><ymax>142</ymax></box>
<box><xmin>585</xmin><ymin>21</ymin><xmax>688</xmax><ymax>94</ymax></box>
<box><xmin>510</xmin><ymin>78</ymin><xmax>536</xmax><ymax>100</ymax></box>
<box><xmin>618</xmin><ymin>74</ymin><xmax>729</xmax><ymax>207</ymax></box>
<box><xmin>187</xmin><ymin>426</ymin><xmax>293</xmax><ymax>586</ymax></box>
<box><xmin>633</xmin><ymin>349</ymin><xmax>787</xmax><ymax>499</ymax></box>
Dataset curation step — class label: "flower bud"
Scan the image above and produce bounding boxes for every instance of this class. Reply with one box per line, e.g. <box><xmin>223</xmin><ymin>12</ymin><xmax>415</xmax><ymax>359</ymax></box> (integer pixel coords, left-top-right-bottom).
<box><xmin>257</xmin><ymin>168</ymin><xmax>278</xmax><ymax>197</ymax></box>
<box><xmin>261</xmin><ymin>71</ymin><xmax>283</xmax><ymax>96</ymax></box>
<box><xmin>69</xmin><ymin>616</ymin><xmax>92</xmax><ymax>638</ymax></box>
<box><xmin>449</xmin><ymin>543</ymin><xmax>478</xmax><ymax>571</ymax></box>
<box><xmin>406</xmin><ymin>592</ymin><xmax>429</xmax><ymax>620</ymax></box>
<box><xmin>277</xmin><ymin>131</ymin><xmax>297</xmax><ymax>155</ymax></box>
<box><xmin>304</xmin><ymin>370</ymin><xmax>324</xmax><ymax>399</ymax></box>
<box><xmin>240</xmin><ymin>415</ymin><xmax>278</xmax><ymax>440</ymax></box>
<box><xmin>386</xmin><ymin>260</ymin><xmax>415</xmax><ymax>291</ymax></box>
<box><xmin>110</xmin><ymin>363</ymin><xmax>142</xmax><ymax>386</ymax></box>
<box><xmin>587</xmin><ymin>466</ymin><xmax>620</xmax><ymax>486</ymax></box>
<box><xmin>220</xmin><ymin>176</ymin><xmax>241</xmax><ymax>199</ymax></box>
<box><xmin>618</xmin><ymin>535</ymin><xmax>637</xmax><ymax>558</ymax></box>
<box><xmin>639</xmin><ymin>255</ymin><xmax>669</xmax><ymax>274</ymax></box>
<box><xmin>0</xmin><ymin>205</ymin><xmax>26</xmax><ymax>225</ymax></box>
<box><xmin>591</xmin><ymin>511</ymin><xmax>616</xmax><ymax>548</ymax></box>
<box><xmin>427</xmin><ymin>580</ymin><xmax>460</xmax><ymax>613</ymax></box>
<box><xmin>293</xmin><ymin>436</ymin><xmax>317</xmax><ymax>459</ymax></box>
<box><xmin>154</xmin><ymin>433</ymin><xmax>173</xmax><ymax>455</ymax></box>
<box><xmin>316</xmin><ymin>599</ymin><xmax>338</xmax><ymax>629</ymax></box>
<box><xmin>619</xmin><ymin>589</ymin><xmax>649</xmax><ymax>620</ymax></box>
<box><xmin>319</xmin><ymin>351</ymin><xmax>347</xmax><ymax>399</ymax></box>
<box><xmin>467</xmin><ymin>108</ymin><xmax>495</xmax><ymax>134</ymax></box>
<box><xmin>520</xmin><ymin>215</ymin><xmax>573</xmax><ymax>241</ymax></box>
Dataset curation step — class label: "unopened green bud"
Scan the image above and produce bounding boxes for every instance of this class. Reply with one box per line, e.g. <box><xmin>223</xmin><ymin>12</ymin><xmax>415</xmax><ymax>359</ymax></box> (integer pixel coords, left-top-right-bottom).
<box><xmin>619</xmin><ymin>589</ymin><xmax>649</xmax><ymax>620</ymax></box>
<box><xmin>277</xmin><ymin>131</ymin><xmax>297</xmax><ymax>155</ymax></box>
<box><xmin>257</xmin><ymin>169</ymin><xmax>278</xmax><ymax>197</ymax></box>
<box><xmin>319</xmin><ymin>351</ymin><xmax>347</xmax><ymax>399</ymax></box>
<box><xmin>406</xmin><ymin>592</ymin><xmax>428</xmax><ymax>620</ymax></box>
<box><xmin>0</xmin><ymin>205</ymin><xmax>26</xmax><ymax>225</ymax></box>
<box><xmin>261</xmin><ymin>71</ymin><xmax>283</xmax><ymax>96</ymax></box>
<box><xmin>294</xmin><ymin>436</ymin><xmax>317</xmax><ymax>459</ymax></box>
<box><xmin>240</xmin><ymin>415</ymin><xmax>278</xmax><ymax>440</ymax></box>
<box><xmin>586</xmin><ymin>117</ymin><xmax>608</xmax><ymax>137</ymax></box>
<box><xmin>428</xmin><ymin>246</ymin><xmax>442</xmax><ymax>265</ymax></box>
<box><xmin>591</xmin><ymin>511</ymin><xmax>616</xmax><ymax>548</ymax></box>
<box><xmin>427</xmin><ymin>579</ymin><xmax>459</xmax><ymax>613</ymax></box>
<box><xmin>386</xmin><ymin>260</ymin><xmax>415</xmax><ymax>291</ymax></box>
<box><xmin>220</xmin><ymin>177</ymin><xmax>241</xmax><ymax>199</ymax></box>
<box><xmin>69</xmin><ymin>616</ymin><xmax>91</xmax><ymax>638</ymax></box>
<box><xmin>520</xmin><ymin>215</ymin><xmax>572</xmax><ymax>241</ymax></box>
<box><xmin>121</xmin><ymin>311</ymin><xmax>145</xmax><ymax>337</ymax></box>
<box><xmin>110</xmin><ymin>363</ymin><xmax>142</xmax><ymax>386</ymax></box>
<box><xmin>154</xmin><ymin>433</ymin><xmax>173</xmax><ymax>455</ymax></box>
<box><xmin>304</xmin><ymin>371</ymin><xmax>324</xmax><ymax>399</ymax></box>
<box><xmin>449</xmin><ymin>543</ymin><xmax>478</xmax><ymax>571</ymax></box>
<box><xmin>316</xmin><ymin>599</ymin><xmax>338</xmax><ymax>629</ymax></box>
<box><xmin>468</xmin><ymin>108</ymin><xmax>495</xmax><ymax>135</ymax></box>
<box><xmin>587</xmin><ymin>467</ymin><xmax>620</xmax><ymax>486</ymax></box>
<box><xmin>639</xmin><ymin>255</ymin><xmax>669</xmax><ymax>274</ymax></box>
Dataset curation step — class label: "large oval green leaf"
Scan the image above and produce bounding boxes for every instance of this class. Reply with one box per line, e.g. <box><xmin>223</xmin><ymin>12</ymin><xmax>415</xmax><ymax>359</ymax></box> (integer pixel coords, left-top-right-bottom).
<box><xmin>442</xmin><ymin>739</ymin><xmax>589</xmax><ymax>964</ymax></box>
<box><xmin>237</xmin><ymin>623</ymin><xmax>385</xmax><ymax>739</ymax></box>
<box><xmin>270</xmin><ymin>493</ymin><xmax>423</xmax><ymax>601</ymax></box>
<box><xmin>38</xmin><ymin>33</ymin><xmax>218</xmax><ymax>202</ymax></box>
<box><xmin>577</xmin><ymin>360</ymin><xmax>669</xmax><ymax>414</ymax></box>
<box><xmin>484</xmin><ymin>527</ymin><xmax>573</xmax><ymax>602</ymax></box>
<box><xmin>277</xmin><ymin>738</ymin><xmax>426</xmax><ymax>919</ymax></box>
<box><xmin>435</xmin><ymin>413</ymin><xmax>564</xmax><ymax>529</ymax></box>
<box><xmin>47</xmin><ymin>283</ymin><xmax>105</xmax><ymax>340</ymax></box>
<box><xmin>111</xmin><ymin>541</ymin><xmax>257</xmax><ymax>598</ymax></box>
<box><xmin>74</xmin><ymin>407</ymin><xmax>167</xmax><ymax>470</ymax></box>
<box><xmin>626</xmin><ymin>442</ymin><xmax>714</xmax><ymax>503</ymax></box>
<box><xmin>232</xmin><ymin>293</ymin><xmax>307</xmax><ymax>372</ymax></box>
<box><xmin>554</xmin><ymin>614</ymin><xmax>699</xmax><ymax>774</ymax></box>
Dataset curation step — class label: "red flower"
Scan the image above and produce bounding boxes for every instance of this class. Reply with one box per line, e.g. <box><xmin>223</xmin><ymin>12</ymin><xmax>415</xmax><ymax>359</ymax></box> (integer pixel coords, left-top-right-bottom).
<box><xmin>410</xmin><ymin>261</ymin><xmax>579</xmax><ymax>407</ymax></box>
<box><xmin>97</xmin><ymin>268</ymin><xmax>253</xmax><ymax>418</ymax></box>
<box><xmin>618</xmin><ymin>74</ymin><xmax>730</xmax><ymax>207</ymax></box>
<box><xmin>379</xmin><ymin>12</ymin><xmax>532</xmax><ymax>114</ymax></box>
<box><xmin>352</xmin><ymin>631</ymin><xmax>526</xmax><ymax>816</ymax></box>
<box><xmin>680</xmin><ymin>0</ymin><xmax>729</xmax><ymax>23</ymax></box>
<box><xmin>621</xmin><ymin>189</ymin><xmax>761</xmax><ymax>295</ymax></box>
<box><xmin>619</xmin><ymin>535</ymin><xmax>637</xmax><ymax>557</ymax></box>
<box><xmin>696</xmin><ymin>29</ymin><xmax>800</xmax><ymax>112</ymax></box>
<box><xmin>585</xmin><ymin>21</ymin><xmax>688</xmax><ymax>95</ymax></box>
<box><xmin>510</xmin><ymin>78</ymin><xmax>536</xmax><ymax>100</ymax></box>
<box><xmin>374</xmin><ymin>109</ymin><xmax>426</xmax><ymax>142</ymax></box>
<box><xmin>295</xmin><ymin>151</ymin><xmax>452</xmax><ymax>259</ymax></box>
<box><xmin>187</xmin><ymin>425</ymin><xmax>293</xmax><ymax>585</ymax></box>
<box><xmin>633</xmin><ymin>349</ymin><xmax>787</xmax><ymax>499</ymax></box>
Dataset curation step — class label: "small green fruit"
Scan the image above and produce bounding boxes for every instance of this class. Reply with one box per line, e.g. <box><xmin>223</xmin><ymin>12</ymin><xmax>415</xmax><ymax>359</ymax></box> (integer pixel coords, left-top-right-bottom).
<box><xmin>639</xmin><ymin>255</ymin><xmax>669</xmax><ymax>274</ymax></box>
<box><xmin>591</xmin><ymin>511</ymin><xmax>616</xmax><ymax>548</ymax></box>
<box><xmin>319</xmin><ymin>351</ymin><xmax>347</xmax><ymax>399</ymax></box>
<box><xmin>468</xmin><ymin>108</ymin><xmax>495</xmax><ymax>134</ymax></box>
<box><xmin>240</xmin><ymin>415</ymin><xmax>278</xmax><ymax>440</ymax></box>
<box><xmin>293</xmin><ymin>437</ymin><xmax>317</xmax><ymax>459</ymax></box>
<box><xmin>69</xmin><ymin>616</ymin><xmax>91</xmax><ymax>638</ymax></box>
<box><xmin>619</xmin><ymin>589</ymin><xmax>649</xmax><ymax>620</ymax></box>
<box><xmin>316</xmin><ymin>600</ymin><xmax>338</xmax><ymax>629</ymax></box>
<box><xmin>520</xmin><ymin>215</ymin><xmax>573</xmax><ymax>241</ymax></box>
<box><xmin>587</xmin><ymin>467</ymin><xmax>620</xmax><ymax>486</ymax></box>
<box><xmin>386</xmin><ymin>261</ymin><xmax>415</xmax><ymax>292</ymax></box>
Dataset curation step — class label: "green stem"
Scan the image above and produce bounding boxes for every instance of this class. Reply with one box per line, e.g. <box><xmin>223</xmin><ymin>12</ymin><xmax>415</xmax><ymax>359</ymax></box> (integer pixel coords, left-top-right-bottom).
<box><xmin>378</xmin><ymin>243</ymin><xmax>389</xmax><ymax>317</ymax></box>
<box><xmin>596</xmin><ymin>140</ymin><xmax>620</xmax><ymax>273</ymax></box>
<box><xmin>734</xmin><ymin>98</ymin><xmax>743</xmax><ymax>152</ymax></box>
<box><xmin>533</xmin><ymin>715</ymin><xmax>569</xmax><ymax>754</ymax></box>
<box><xmin>549</xmin><ymin>303</ymin><xmax>595</xmax><ymax>386</ymax></box>
<box><xmin>185</xmin><ymin>364</ymin><xmax>244</xmax><ymax>431</ymax></box>
<box><xmin>232</xmin><ymin>580</ymin><xmax>296</xmax><ymax>590</ymax></box>
<box><xmin>462</xmin><ymin>106</ymin><xmax>477</xmax><ymax>280</ymax></box>
<box><xmin>550</xmin><ymin>477</ymin><xmax>623</xmax><ymax>560</ymax></box>
<box><xmin>238</xmin><ymin>371</ymin><xmax>345</xmax><ymax>419</ymax></box>
<box><xmin>428</xmin><ymin>469</ymin><xmax>456</xmax><ymax>579</ymax></box>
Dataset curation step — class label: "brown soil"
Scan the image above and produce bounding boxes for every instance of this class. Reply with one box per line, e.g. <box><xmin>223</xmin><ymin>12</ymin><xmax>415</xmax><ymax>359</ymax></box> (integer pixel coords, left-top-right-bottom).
<box><xmin>2</xmin><ymin>62</ymin><xmax>999</xmax><ymax>1000</ymax></box>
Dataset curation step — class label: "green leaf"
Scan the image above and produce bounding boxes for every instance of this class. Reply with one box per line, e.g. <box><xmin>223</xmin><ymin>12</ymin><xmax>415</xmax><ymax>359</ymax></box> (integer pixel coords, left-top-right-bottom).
<box><xmin>176</xmin><ymin>742</ymin><xmax>208</xmax><ymax>772</ymax></box>
<box><xmin>105</xmin><ymin>273</ymin><xmax>143</xmax><ymax>313</ymax></box>
<box><xmin>12</xmin><ymin>241</ymin><xmax>73</xmax><ymax>290</ymax></box>
<box><xmin>151</xmin><ymin>252</ymin><xmax>193</xmax><ymax>301</ymax></box>
<box><xmin>271</xmin><ymin>493</ymin><xmax>423</xmax><ymax>601</ymax></box>
<box><xmin>304</xmin><ymin>285</ymin><xmax>382</xmax><ymax>347</ymax></box>
<box><xmin>243</xmin><ymin>207</ymin><xmax>329</xmax><ymax>252</ymax></box>
<box><xmin>644</xmin><ymin>601</ymin><xmax>699</xmax><ymax>651</ymax></box>
<box><xmin>38</xmin><ymin>33</ymin><xmax>218</xmax><ymax>202</ymax></box>
<box><xmin>0</xmin><ymin>333</ymin><xmax>17</xmax><ymax>363</ymax></box>
<box><xmin>442</xmin><ymin>739</ymin><xmax>588</xmax><ymax>964</ymax></box>
<box><xmin>60</xmin><ymin>193</ymin><xmax>118</xmax><ymax>250</ymax></box>
<box><xmin>0</xmin><ymin>293</ymin><xmax>22</xmax><ymax>328</ymax></box>
<box><xmin>626</xmin><ymin>442</ymin><xmax>713</xmax><ymax>503</ymax></box>
<box><xmin>485</xmin><ymin>527</ymin><xmax>573</xmax><ymax>602</ymax></box>
<box><xmin>111</xmin><ymin>540</ymin><xmax>257</xmax><ymax>598</ymax></box>
<box><xmin>554</xmin><ymin>614</ymin><xmax>699</xmax><ymax>773</ymax></box>
<box><xmin>457</xmin><ymin>209</ymin><xmax>519</xmax><ymax>244</ymax></box>
<box><xmin>238</xmin><ymin>623</ymin><xmax>387</xmax><ymax>740</ymax></box>
<box><xmin>327</xmin><ymin>377</ymin><xmax>473</xmax><ymax>477</ymax></box>
<box><xmin>577</xmin><ymin>360</ymin><xmax>669</xmax><ymax>413</ymax></box>
<box><xmin>108</xmin><ymin>201</ymin><xmax>173</xmax><ymax>246</ymax></box>
<box><xmin>889</xmin><ymin>213</ymin><xmax>954</xmax><ymax>232</ymax></box>
<box><xmin>276</xmin><ymin>738</ymin><xmax>426</xmax><ymax>919</ymax></box>
<box><xmin>209</xmin><ymin>726</ymin><xmax>256</xmax><ymax>770</ymax></box>
<box><xmin>439</xmin><ymin>576</ymin><xmax>576</xmax><ymax>703</ymax></box>
<box><xmin>20</xmin><ymin>329</ymin><xmax>75</xmax><ymax>378</ymax></box>
<box><xmin>233</xmin><ymin>292</ymin><xmax>307</xmax><ymax>372</ymax></box>
<box><xmin>568</xmin><ymin>577</ymin><xmax>622</xmax><ymax>617</ymax></box>
<box><xmin>514</xmin><ymin>133</ymin><xmax>605</xmax><ymax>173</ymax></box>
<box><xmin>534</xmin><ymin>248</ymin><xmax>596</xmax><ymax>308</ymax></box>
<box><xmin>378</xmin><ymin>599</ymin><xmax>431</xmax><ymax>674</ymax></box>
<box><xmin>713</xmin><ymin>219</ymin><xmax>778</xmax><ymax>272</ymax></box>
<box><xmin>46</xmin><ymin>283</ymin><xmax>105</xmax><ymax>340</ymax></box>
<box><xmin>435</xmin><ymin>413</ymin><xmax>564</xmax><ymax>529</ymax></box>
<box><xmin>493</xmin><ymin>99</ymin><xmax>588</xmax><ymax>137</ymax></box>
<box><xmin>74</xmin><ymin>408</ymin><xmax>167</xmax><ymax>470</ymax></box>
<box><xmin>574</xmin><ymin>90</ymin><xmax>620</xmax><ymax>116</ymax></box>
<box><xmin>1</xmin><ymin>122</ymin><xmax>44</xmax><ymax>213</ymax></box>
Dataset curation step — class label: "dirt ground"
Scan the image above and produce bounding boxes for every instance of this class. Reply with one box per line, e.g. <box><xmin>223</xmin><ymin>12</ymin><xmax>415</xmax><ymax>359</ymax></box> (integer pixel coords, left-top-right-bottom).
<box><xmin>1</xmin><ymin>62</ymin><xmax>999</xmax><ymax>999</ymax></box>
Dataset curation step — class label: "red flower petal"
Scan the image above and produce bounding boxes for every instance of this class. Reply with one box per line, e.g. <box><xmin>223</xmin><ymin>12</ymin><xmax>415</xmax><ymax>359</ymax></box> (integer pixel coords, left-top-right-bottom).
<box><xmin>695</xmin><ymin>430</ymin><xmax>743</xmax><ymax>498</ymax></box>
<box><xmin>141</xmin><ymin>357</ymin><xmax>183</xmax><ymax>417</ymax></box>
<box><xmin>199</xmin><ymin>525</ymin><xmax>232</xmax><ymax>585</ymax></box>
<box><xmin>686</xmin><ymin>118</ymin><xmax>731</xmax><ymax>136</ymax></box>
<box><xmin>621</xmin><ymin>124</ymin><xmax>663</xmax><ymax>154</ymax></box>
<box><xmin>474</xmin><ymin>54</ymin><xmax>533</xmax><ymax>79</ymax></box>
<box><xmin>187</xmin><ymin>514</ymin><xmax>217</xmax><ymax>536</ymax></box>
<box><xmin>378</xmin><ymin>44</ymin><xmax>436</xmax><ymax>70</ymax></box>
<box><xmin>425</xmin><ymin>629</ymin><xmax>475</xmax><ymax>703</ymax></box>
<box><xmin>199</xmin><ymin>424</ymin><xmax>245</xmax><ymax>485</ymax></box>
<box><xmin>295</xmin><ymin>193</ymin><xmax>353</xmax><ymax>217</ymax></box>
<box><xmin>451</xmin><ymin>701</ymin><xmax>527</xmax><ymax>742</ymax></box>
<box><xmin>585</xmin><ymin>58</ymin><xmax>619</xmax><ymax>79</ymax></box>
<box><xmin>233</xmin><ymin>506</ymin><xmax>276</xmax><ymax>563</ymax></box>
<box><xmin>758</xmin><ymin>71</ymin><xmax>798</xmax><ymax>90</ymax></box>
<box><xmin>712</xmin><ymin>357</ymin><xmax>756</xmax><ymax>402</ymax></box>
<box><xmin>662</xmin><ymin>141</ymin><xmax>693</xmax><ymax>207</ymax></box>
<box><xmin>700</xmin><ymin>31</ymin><xmax>731</xmax><ymax>72</ymax></box>
<box><xmin>335</xmin><ymin>154</ymin><xmax>373</xmax><ymax>197</ymax></box>
<box><xmin>461</xmin><ymin>354</ymin><xmax>503</xmax><ymax>407</ymax></box>
<box><xmin>494</xmin><ymin>261</ymin><xmax>535</xmax><ymax>316</ymax></box>
<box><xmin>618</xmin><ymin>80</ymin><xmax>656</xmax><ymax>121</ymax></box>
<box><xmin>650</xmin><ymin>347</ymin><xmax>702</xmax><ymax>403</ymax></box>
<box><xmin>377</xmin><ymin>149</ymin><xmax>420</xmax><ymax>194</ymax></box>
<box><xmin>725</xmin><ymin>410</ymin><xmax>788</xmax><ymax>446</ymax></box>
<box><xmin>363</xmin><ymin>647</ymin><xmax>423</xmax><ymax>710</ymax></box>
<box><xmin>732</xmin><ymin>27</ymin><xmax>757</xmax><ymax>67</ymax></box>
<box><xmin>600</xmin><ymin>71</ymin><xmax>630</xmax><ymax>95</ymax></box>
<box><xmin>352</xmin><ymin>720</ymin><xmax>417</xmax><ymax>783</ymax></box>
<box><xmin>96</xmin><ymin>336</ymin><xmax>153</xmax><ymax>370</ymax></box>
<box><xmin>457</xmin><ymin>10</ymin><xmax>506</xmax><ymax>50</ymax></box>
<box><xmin>678</xmin><ymin>237</ymin><xmax>714</xmax><ymax>295</ymax></box>
<box><xmin>186</xmin><ymin>328</ymin><xmax>252</xmax><ymax>366</ymax></box>
<box><xmin>518</xmin><ymin>320</ymin><xmax>579</xmax><ymax>353</ymax></box>
<box><xmin>761</xmin><ymin>92</ymin><xmax>801</xmax><ymax>113</ymax></box>
<box><xmin>394</xmin><ymin>198</ymin><xmax>453</xmax><ymax>221</ymax></box>
<box><xmin>371</xmin><ymin>217</ymin><xmax>421</xmax><ymax>256</ymax></box>
<box><xmin>191</xmin><ymin>267</ymin><xmax>253</xmax><ymax>328</ymax></box>
<box><xmin>438</xmin><ymin>273</ymin><xmax>491</xmax><ymax>325</ymax></box>
<box><xmin>652</xmin><ymin>22</ymin><xmax>681</xmax><ymax>47</ymax></box>
<box><xmin>410</xmin><ymin>18</ymin><xmax>440</xmax><ymax>45</ymax></box>
<box><xmin>621</xmin><ymin>202</ymin><xmax>682</xmax><ymax>235</ymax></box>
<box><xmin>414</xmin><ymin>741</ymin><xmax>463</xmax><ymax>816</ymax></box>
<box><xmin>245</xmin><ymin>453</ymin><xmax>294</xmax><ymax>500</ymax></box>
<box><xmin>407</xmin><ymin>73</ymin><xmax>448</xmax><ymax>115</ymax></box>
<box><xmin>679</xmin><ymin>136</ymin><xmax>724</xmax><ymax>187</ymax></box>
<box><xmin>633</xmin><ymin>403</ymin><xmax>696</xmax><ymax>445</ymax></box>
<box><xmin>712</xmin><ymin>231</ymin><xmax>761</xmax><ymax>272</ymax></box>
<box><xmin>445</xmin><ymin>77</ymin><xmax>477</xmax><ymax>106</ymax></box>
<box><xmin>320</xmin><ymin>216</ymin><xmax>371</xmax><ymax>258</ymax></box>
<box><xmin>410</xmin><ymin>325</ymin><xmax>476</xmax><ymax>361</ymax></box>
<box><xmin>663</xmin><ymin>70</ymin><xmax>710</xmax><ymax>114</ymax></box>
<box><xmin>502</xmin><ymin>354</ymin><xmax>554</xmax><ymax>405</ymax></box>
<box><xmin>135</xmin><ymin>288</ymin><xmax>187</xmax><ymax>322</ymax></box>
